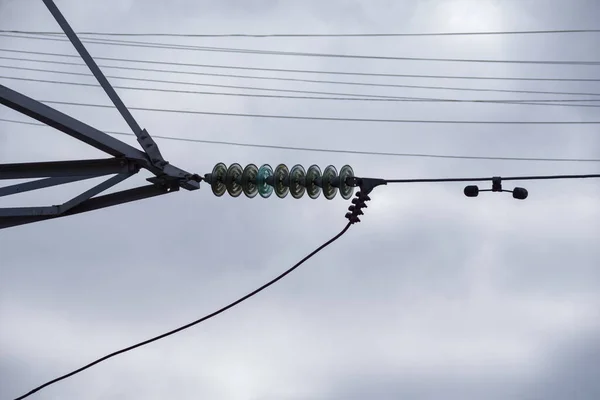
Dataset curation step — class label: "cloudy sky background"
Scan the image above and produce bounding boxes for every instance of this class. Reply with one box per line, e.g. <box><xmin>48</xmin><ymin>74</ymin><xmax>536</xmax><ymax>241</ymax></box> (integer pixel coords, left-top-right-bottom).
<box><xmin>1</xmin><ymin>0</ymin><xmax>599</xmax><ymax>399</ymax></box>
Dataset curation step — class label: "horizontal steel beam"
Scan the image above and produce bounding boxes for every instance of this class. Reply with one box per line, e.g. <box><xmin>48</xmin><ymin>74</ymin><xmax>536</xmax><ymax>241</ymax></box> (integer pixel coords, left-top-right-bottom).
<box><xmin>0</xmin><ymin>158</ymin><xmax>139</xmax><ymax>179</ymax></box>
<box><xmin>0</xmin><ymin>184</ymin><xmax>176</xmax><ymax>229</ymax></box>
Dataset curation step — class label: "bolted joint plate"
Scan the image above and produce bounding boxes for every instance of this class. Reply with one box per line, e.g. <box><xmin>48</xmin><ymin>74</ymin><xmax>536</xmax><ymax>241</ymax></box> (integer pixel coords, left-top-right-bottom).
<box><xmin>137</xmin><ymin>128</ymin><xmax>166</xmax><ymax>166</ymax></box>
<box><xmin>136</xmin><ymin>128</ymin><xmax>200</xmax><ymax>190</ymax></box>
<box><xmin>145</xmin><ymin>164</ymin><xmax>201</xmax><ymax>191</ymax></box>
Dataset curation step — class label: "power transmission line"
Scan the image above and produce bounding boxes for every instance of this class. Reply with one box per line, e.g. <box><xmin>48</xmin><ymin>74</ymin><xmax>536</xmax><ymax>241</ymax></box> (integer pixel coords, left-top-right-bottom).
<box><xmin>3</xmin><ymin>62</ymin><xmax>600</xmax><ymax>99</ymax></box>
<box><xmin>2</xmin><ymin>63</ymin><xmax>422</xmax><ymax>100</ymax></box>
<box><xmin>2</xmin><ymin>73</ymin><xmax>598</xmax><ymax>108</ymax></box>
<box><xmin>12</xmin><ymin>222</ymin><xmax>353</xmax><ymax>400</ymax></box>
<box><xmin>3</xmin><ymin>33</ymin><xmax>600</xmax><ymax>65</ymax></box>
<box><xmin>36</xmin><ymin>99</ymin><xmax>600</xmax><ymax>124</ymax></box>
<box><xmin>3</xmin><ymin>29</ymin><xmax>600</xmax><ymax>38</ymax></box>
<box><xmin>0</xmin><ymin>75</ymin><xmax>421</xmax><ymax>102</ymax></box>
<box><xmin>384</xmin><ymin>174</ymin><xmax>600</xmax><ymax>183</ymax></box>
<box><xmin>3</xmin><ymin>118</ymin><xmax>599</xmax><ymax>163</ymax></box>
<box><xmin>3</xmin><ymin>48</ymin><xmax>598</xmax><ymax>83</ymax></box>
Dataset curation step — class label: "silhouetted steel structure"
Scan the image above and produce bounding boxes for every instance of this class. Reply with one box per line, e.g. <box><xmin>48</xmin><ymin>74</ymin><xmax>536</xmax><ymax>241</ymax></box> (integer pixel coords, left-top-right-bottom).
<box><xmin>0</xmin><ymin>0</ymin><xmax>201</xmax><ymax>229</ymax></box>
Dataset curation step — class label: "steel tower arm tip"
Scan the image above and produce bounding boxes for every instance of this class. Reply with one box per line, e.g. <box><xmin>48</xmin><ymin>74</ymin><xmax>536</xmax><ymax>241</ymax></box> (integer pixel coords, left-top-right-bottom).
<box><xmin>0</xmin><ymin>1</ymin><xmax>201</xmax><ymax>229</ymax></box>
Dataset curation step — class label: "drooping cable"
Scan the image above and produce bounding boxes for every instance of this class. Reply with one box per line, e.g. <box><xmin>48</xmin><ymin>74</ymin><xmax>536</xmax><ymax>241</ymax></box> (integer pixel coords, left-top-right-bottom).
<box><xmin>13</xmin><ymin>222</ymin><xmax>352</xmax><ymax>400</ymax></box>
<box><xmin>383</xmin><ymin>174</ymin><xmax>600</xmax><ymax>184</ymax></box>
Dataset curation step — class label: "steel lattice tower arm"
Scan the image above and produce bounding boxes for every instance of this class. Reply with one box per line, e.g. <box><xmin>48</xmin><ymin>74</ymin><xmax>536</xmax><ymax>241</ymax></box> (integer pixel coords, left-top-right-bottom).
<box><xmin>0</xmin><ymin>0</ymin><xmax>202</xmax><ymax>230</ymax></box>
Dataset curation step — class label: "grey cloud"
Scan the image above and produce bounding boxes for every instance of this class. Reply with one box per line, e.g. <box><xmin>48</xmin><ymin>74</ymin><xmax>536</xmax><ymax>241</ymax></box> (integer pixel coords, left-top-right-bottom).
<box><xmin>1</xmin><ymin>0</ymin><xmax>599</xmax><ymax>399</ymax></box>
<box><xmin>320</xmin><ymin>326</ymin><xmax>600</xmax><ymax>400</ymax></box>
<box><xmin>526</xmin><ymin>328</ymin><xmax>600</xmax><ymax>399</ymax></box>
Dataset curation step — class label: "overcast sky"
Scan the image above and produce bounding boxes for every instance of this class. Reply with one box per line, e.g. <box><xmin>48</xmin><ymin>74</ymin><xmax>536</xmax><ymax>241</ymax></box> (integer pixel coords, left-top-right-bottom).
<box><xmin>1</xmin><ymin>0</ymin><xmax>599</xmax><ymax>399</ymax></box>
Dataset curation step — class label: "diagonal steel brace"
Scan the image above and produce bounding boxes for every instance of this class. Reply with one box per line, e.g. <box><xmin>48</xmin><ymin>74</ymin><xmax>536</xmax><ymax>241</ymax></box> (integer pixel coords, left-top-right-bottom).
<box><xmin>42</xmin><ymin>0</ymin><xmax>169</xmax><ymax>171</ymax></box>
<box><xmin>0</xmin><ymin>173</ymin><xmax>133</xmax><ymax>217</ymax></box>
<box><xmin>0</xmin><ymin>184</ymin><xmax>177</xmax><ymax>229</ymax></box>
<box><xmin>0</xmin><ymin>84</ymin><xmax>199</xmax><ymax>189</ymax></box>
<box><xmin>0</xmin><ymin>176</ymin><xmax>98</xmax><ymax>198</ymax></box>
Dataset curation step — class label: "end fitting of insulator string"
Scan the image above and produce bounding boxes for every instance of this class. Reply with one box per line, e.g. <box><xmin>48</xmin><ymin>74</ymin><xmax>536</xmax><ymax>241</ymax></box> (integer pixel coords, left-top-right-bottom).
<box><xmin>343</xmin><ymin>177</ymin><xmax>386</xmax><ymax>224</ymax></box>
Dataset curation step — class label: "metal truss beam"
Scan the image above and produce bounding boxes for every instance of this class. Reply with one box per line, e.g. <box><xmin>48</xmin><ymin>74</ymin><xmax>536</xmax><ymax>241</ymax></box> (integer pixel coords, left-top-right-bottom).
<box><xmin>0</xmin><ymin>0</ymin><xmax>201</xmax><ymax>230</ymax></box>
<box><xmin>0</xmin><ymin>85</ymin><xmax>201</xmax><ymax>188</ymax></box>
<box><xmin>0</xmin><ymin>184</ymin><xmax>177</xmax><ymax>229</ymax></box>
<box><xmin>0</xmin><ymin>158</ymin><xmax>138</xmax><ymax>179</ymax></box>
<box><xmin>0</xmin><ymin>172</ymin><xmax>133</xmax><ymax>217</ymax></box>
<box><xmin>0</xmin><ymin>176</ymin><xmax>96</xmax><ymax>197</ymax></box>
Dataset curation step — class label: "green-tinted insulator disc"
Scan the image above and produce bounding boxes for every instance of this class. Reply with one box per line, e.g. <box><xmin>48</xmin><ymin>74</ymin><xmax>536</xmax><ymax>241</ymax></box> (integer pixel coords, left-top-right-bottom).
<box><xmin>322</xmin><ymin>165</ymin><xmax>338</xmax><ymax>200</ymax></box>
<box><xmin>274</xmin><ymin>164</ymin><xmax>290</xmax><ymax>199</ymax></box>
<box><xmin>225</xmin><ymin>163</ymin><xmax>243</xmax><ymax>197</ymax></box>
<box><xmin>257</xmin><ymin>164</ymin><xmax>274</xmax><ymax>198</ymax></box>
<box><xmin>289</xmin><ymin>164</ymin><xmax>306</xmax><ymax>199</ymax></box>
<box><xmin>306</xmin><ymin>164</ymin><xmax>322</xmax><ymax>199</ymax></box>
<box><xmin>241</xmin><ymin>164</ymin><xmax>259</xmax><ymax>198</ymax></box>
<box><xmin>339</xmin><ymin>165</ymin><xmax>355</xmax><ymax>200</ymax></box>
<box><xmin>210</xmin><ymin>162</ymin><xmax>227</xmax><ymax>197</ymax></box>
